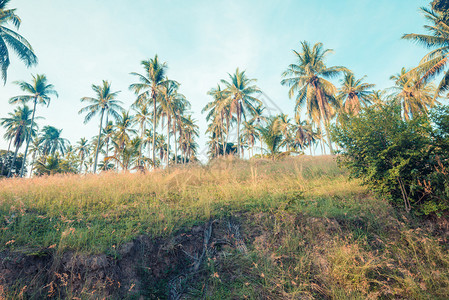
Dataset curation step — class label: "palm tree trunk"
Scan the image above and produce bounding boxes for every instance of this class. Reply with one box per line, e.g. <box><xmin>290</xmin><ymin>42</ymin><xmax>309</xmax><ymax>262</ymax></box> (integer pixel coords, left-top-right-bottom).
<box><xmin>1</xmin><ymin>138</ymin><xmax>12</xmax><ymax>176</ymax></box>
<box><xmin>173</xmin><ymin>121</ymin><xmax>178</xmax><ymax>164</ymax></box>
<box><xmin>93</xmin><ymin>109</ymin><xmax>105</xmax><ymax>173</ymax></box>
<box><xmin>224</xmin><ymin>117</ymin><xmax>229</xmax><ymax>156</ymax></box>
<box><xmin>316</xmin><ymin>87</ymin><xmax>334</xmax><ymax>154</ymax></box>
<box><xmin>152</xmin><ymin>95</ymin><xmax>157</xmax><ymax>169</ymax></box>
<box><xmin>139</xmin><ymin>122</ymin><xmax>145</xmax><ymax>168</ymax></box>
<box><xmin>237</xmin><ymin>108</ymin><xmax>241</xmax><ymax>158</ymax></box>
<box><xmin>19</xmin><ymin>96</ymin><xmax>38</xmax><ymax>177</ymax></box>
<box><xmin>7</xmin><ymin>143</ymin><xmax>20</xmax><ymax>178</ymax></box>
<box><xmin>166</xmin><ymin>117</ymin><xmax>170</xmax><ymax>167</ymax></box>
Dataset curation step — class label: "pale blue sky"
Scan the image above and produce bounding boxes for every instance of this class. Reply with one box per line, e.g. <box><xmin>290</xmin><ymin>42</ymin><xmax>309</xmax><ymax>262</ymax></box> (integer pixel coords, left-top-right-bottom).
<box><xmin>1</xmin><ymin>0</ymin><xmax>431</xmax><ymax>159</ymax></box>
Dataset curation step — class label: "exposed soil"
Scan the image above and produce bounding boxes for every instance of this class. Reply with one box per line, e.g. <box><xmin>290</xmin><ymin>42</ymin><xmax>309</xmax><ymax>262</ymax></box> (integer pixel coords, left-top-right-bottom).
<box><xmin>0</xmin><ymin>218</ymin><xmax>249</xmax><ymax>299</ymax></box>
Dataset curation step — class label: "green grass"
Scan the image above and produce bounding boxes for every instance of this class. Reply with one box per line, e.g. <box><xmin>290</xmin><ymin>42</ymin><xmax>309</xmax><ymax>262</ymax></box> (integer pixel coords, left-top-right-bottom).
<box><xmin>1</xmin><ymin>155</ymin><xmax>449</xmax><ymax>299</ymax></box>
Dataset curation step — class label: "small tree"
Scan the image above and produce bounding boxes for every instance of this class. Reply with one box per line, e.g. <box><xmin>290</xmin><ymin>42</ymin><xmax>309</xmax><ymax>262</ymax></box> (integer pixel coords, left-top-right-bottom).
<box><xmin>331</xmin><ymin>102</ymin><xmax>449</xmax><ymax>215</ymax></box>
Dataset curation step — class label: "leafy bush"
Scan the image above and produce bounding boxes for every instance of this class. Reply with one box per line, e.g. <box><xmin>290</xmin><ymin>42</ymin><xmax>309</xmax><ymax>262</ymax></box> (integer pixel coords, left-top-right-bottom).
<box><xmin>331</xmin><ymin>103</ymin><xmax>449</xmax><ymax>215</ymax></box>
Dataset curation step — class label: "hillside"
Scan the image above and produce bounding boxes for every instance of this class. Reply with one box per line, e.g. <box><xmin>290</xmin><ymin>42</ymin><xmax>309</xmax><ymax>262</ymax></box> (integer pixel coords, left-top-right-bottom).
<box><xmin>0</xmin><ymin>156</ymin><xmax>448</xmax><ymax>299</ymax></box>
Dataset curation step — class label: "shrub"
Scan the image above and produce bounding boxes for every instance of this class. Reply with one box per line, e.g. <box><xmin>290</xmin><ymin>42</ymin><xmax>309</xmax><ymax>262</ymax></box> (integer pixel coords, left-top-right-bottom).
<box><xmin>331</xmin><ymin>103</ymin><xmax>449</xmax><ymax>215</ymax></box>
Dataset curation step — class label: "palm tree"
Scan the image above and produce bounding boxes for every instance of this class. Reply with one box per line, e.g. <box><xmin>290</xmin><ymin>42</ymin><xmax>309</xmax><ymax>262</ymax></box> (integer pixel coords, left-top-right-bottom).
<box><xmin>132</xmin><ymin>102</ymin><xmax>152</xmax><ymax>168</ymax></box>
<box><xmin>242</xmin><ymin>120</ymin><xmax>257</xmax><ymax>158</ymax></box>
<box><xmin>172</xmin><ymin>93</ymin><xmax>190</xmax><ymax>164</ymax></box>
<box><xmin>281</xmin><ymin>41</ymin><xmax>348</xmax><ymax>154</ymax></box>
<box><xmin>158</xmin><ymin>80</ymin><xmax>182</xmax><ymax>167</ymax></box>
<box><xmin>389</xmin><ymin>67</ymin><xmax>436</xmax><ymax>120</ymax></box>
<box><xmin>179</xmin><ymin>115</ymin><xmax>199</xmax><ymax>163</ymax></box>
<box><xmin>257</xmin><ymin>116</ymin><xmax>283</xmax><ymax>160</ymax></box>
<box><xmin>204</xmin><ymin>84</ymin><xmax>230</xmax><ymax>156</ymax></box>
<box><xmin>130</xmin><ymin>55</ymin><xmax>169</xmax><ymax>167</ymax></box>
<box><xmin>38</xmin><ymin>125</ymin><xmax>69</xmax><ymax>157</ymax></box>
<box><xmin>221</xmin><ymin>68</ymin><xmax>261</xmax><ymax>157</ymax></box>
<box><xmin>9</xmin><ymin>74</ymin><xmax>58</xmax><ymax>177</ymax></box>
<box><xmin>0</xmin><ymin>0</ymin><xmax>38</xmax><ymax>83</ymax></box>
<box><xmin>76</xmin><ymin>137</ymin><xmax>90</xmax><ymax>173</ymax></box>
<box><xmin>402</xmin><ymin>7</ymin><xmax>449</xmax><ymax>98</ymax></box>
<box><xmin>79</xmin><ymin>80</ymin><xmax>123</xmax><ymax>173</ymax></box>
<box><xmin>0</xmin><ymin>105</ymin><xmax>36</xmax><ymax>177</ymax></box>
<box><xmin>338</xmin><ymin>72</ymin><xmax>375</xmax><ymax>114</ymax></box>
<box><xmin>112</xmin><ymin>112</ymin><xmax>136</xmax><ymax>170</ymax></box>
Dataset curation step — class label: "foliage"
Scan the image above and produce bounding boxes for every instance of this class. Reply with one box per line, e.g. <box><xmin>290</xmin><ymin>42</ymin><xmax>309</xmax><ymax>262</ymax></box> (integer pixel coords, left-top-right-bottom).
<box><xmin>0</xmin><ymin>150</ymin><xmax>23</xmax><ymax>176</ymax></box>
<box><xmin>34</xmin><ymin>153</ymin><xmax>77</xmax><ymax>176</ymax></box>
<box><xmin>331</xmin><ymin>102</ymin><xmax>449</xmax><ymax>215</ymax></box>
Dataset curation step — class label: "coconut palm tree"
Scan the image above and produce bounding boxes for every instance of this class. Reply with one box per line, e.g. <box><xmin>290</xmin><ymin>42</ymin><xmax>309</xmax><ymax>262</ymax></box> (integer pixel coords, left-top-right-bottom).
<box><xmin>79</xmin><ymin>80</ymin><xmax>123</xmax><ymax>173</ymax></box>
<box><xmin>0</xmin><ymin>105</ymin><xmax>36</xmax><ymax>177</ymax></box>
<box><xmin>0</xmin><ymin>0</ymin><xmax>38</xmax><ymax>83</ymax></box>
<box><xmin>112</xmin><ymin>112</ymin><xmax>136</xmax><ymax>169</ymax></box>
<box><xmin>257</xmin><ymin>116</ymin><xmax>283</xmax><ymax>160</ymax></box>
<box><xmin>402</xmin><ymin>7</ymin><xmax>449</xmax><ymax>98</ymax></box>
<box><xmin>76</xmin><ymin>138</ymin><xmax>90</xmax><ymax>174</ymax></box>
<box><xmin>130</xmin><ymin>55</ymin><xmax>169</xmax><ymax>167</ymax></box>
<box><xmin>221</xmin><ymin>68</ymin><xmax>261</xmax><ymax>157</ymax></box>
<box><xmin>389</xmin><ymin>67</ymin><xmax>436</xmax><ymax>120</ymax></box>
<box><xmin>281</xmin><ymin>41</ymin><xmax>348</xmax><ymax>154</ymax></box>
<box><xmin>338</xmin><ymin>72</ymin><xmax>375</xmax><ymax>114</ymax></box>
<box><xmin>179</xmin><ymin>115</ymin><xmax>199</xmax><ymax>163</ymax></box>
<box><xmin>9</xmin><ymin>74</ymin><xmax>57</xmax><ymax>177</ymax></box>
<box><xmin>172</xmin><ymin>93</ymin><xmax>190</xmax><ymax>164</ymax></box>
<box><xmin>158</xmin><ymin>80</ymin><xmax>182</xmax><ymax>167</ymax></box>
<box><xmin>132</xmin><ymin>102</ymin><xmax>152</xmax><ymax>168</ymax></box>
<box><xmin>242</xmin><ymin>120</ymin><xmax>257</xmax><ymax>158</ymax></box>
<box><xmin>38</xmin><ymin>125</ymin><xmax>69</xmax><ymax>157</ymax></box>
<box><xmin>204</xmin><ymin>84</ymin><xmax>231</xmax><ymax>156</ymax></box>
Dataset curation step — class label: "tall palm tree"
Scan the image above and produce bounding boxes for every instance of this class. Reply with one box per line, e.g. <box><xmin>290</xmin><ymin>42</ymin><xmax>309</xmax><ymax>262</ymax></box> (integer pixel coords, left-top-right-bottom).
<box><xmin>158</xmin><ymin>80</ymin><xmax>182</xmax><ymax>167</ymax></box>
<box><xmin>79</xmin><ymin>80</ymin><xmax>123</xmax><ymax>173</ymax></box>
<box><xmin>179</xmin><ymin>115</ymin><xmax>199</xmax><ymax>163</ymax></box>
<box><xmin>76</xmin><ymin>137</ymin><xmax>90</xmax><ymax>173</ymax></box>
<box><xmin>172</xmin><ymin>93</ymin><xmax>190</xmax><ymax>164</ymax></box>
<box><xmin>204</xmin><ymin>84</ymin><xmax>232</xmax><ymax>156</ymax></box>
<box><xmin>112</xmin><ymin>112</ymin><xmax>136</xmax><ymax>169</ymax></box>
<box><xmin>389</xmin><ymin>67</ymin><xmax>436</xmax><ymax>120</ymax></box>
<box><xmin>0</xmin><ymin>105</ymin><xmax>36</xmax><ymax>177</ymax></box>
<box><xmin>9</xmin><ymin>74</ymin><xmax>58</xmax><ymax>177</ymax></box>
<box><xmin>281</xmin><ymin>41</ymin><xmax>348</xmax><ymax>154</ymax></box>
<box><xmin>221</xmin><ymin>68</ymin><xmax>261</xmax><ymax>157</ymax></box>
<box><xmin>38</xmin><ymin>125</ymin><xmax>69</xmax><ymax>157</ymax></box>
<box><xmin>132</xmin><ymin>102</ymin><xmax>152</xmax><ymax>168</ymax></box>
<box><xmin>130</xmin><ymin>55</ymin><xmax>169</xmax><ymax>167</ymax></box>
<box><xmin>338</xmin><ymin>72</ymin><xmax>375</xmax><ymax>114</ymax></box>
<box><xmin>402</xmin><ymin>7</ymin><xmax>449</xmax><ymax>98</ymax></box>
<box><xmin>0</xmin><ymin>0</ymin><xmax>38</xmax><ymax>83</ymax></box>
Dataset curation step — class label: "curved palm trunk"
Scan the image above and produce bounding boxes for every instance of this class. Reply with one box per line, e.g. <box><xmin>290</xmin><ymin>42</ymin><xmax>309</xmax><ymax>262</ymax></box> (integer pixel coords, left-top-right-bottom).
<box><xmin>7</xmin><ymin>141</ymin><xmax>20</xmax><ymax>178</ymax></box>
<box><xmin>1</xmin><ymin>138</ymin><xmax>12</xmax><ymax>176</ymax></box>
<box><xmin>93</xmin><ymin>109</ymin><xmax>105</xmax><ymax>173</ymax></box>
<box><xmin>19</xmin><ymin>96</ymin><xmax>38</xmax><ymax>177</ymax></box>
<box><xmin>316</xmin><ymin>87</ymin><xmax>334</xmax><ymax>154</ymax></box>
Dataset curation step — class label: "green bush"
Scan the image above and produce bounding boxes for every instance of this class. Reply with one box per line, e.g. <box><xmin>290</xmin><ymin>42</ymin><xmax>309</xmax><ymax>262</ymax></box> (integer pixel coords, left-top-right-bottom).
<box><xmin>331</xmin><ymin>103</ymin><xmax>449</xmax><ymax>215</ymax></box>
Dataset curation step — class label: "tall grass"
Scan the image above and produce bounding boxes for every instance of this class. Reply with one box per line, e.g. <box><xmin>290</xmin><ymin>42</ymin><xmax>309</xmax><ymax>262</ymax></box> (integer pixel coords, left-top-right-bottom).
<box><xmin>0</xmin><ymin>156</ymin><xmax>352</xmax><ymax>253</ymax></box>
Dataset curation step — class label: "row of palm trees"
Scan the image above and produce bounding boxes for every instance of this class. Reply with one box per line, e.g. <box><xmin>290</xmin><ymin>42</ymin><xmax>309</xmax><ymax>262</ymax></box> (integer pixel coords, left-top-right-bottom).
<box><xmin>203</xmin><ymin>36</ymin><xmax>439</xmax><ymax>159</ymax></box>
<box><xmin>1</xmin><ymin>1</ymin><xmax>448</xmax><ymax>172</ymax></box>
<box><xmin>0</xmin><ymin>56</ymin><xmax>200</xmax><ymax>177</ymax></box>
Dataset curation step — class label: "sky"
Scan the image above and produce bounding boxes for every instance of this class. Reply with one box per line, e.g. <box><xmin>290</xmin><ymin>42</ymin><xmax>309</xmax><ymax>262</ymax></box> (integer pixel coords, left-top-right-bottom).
<box><xmin>0</xmin><ymin>0</ymin><xmax>432</xmax><ymax>160</ymax></box>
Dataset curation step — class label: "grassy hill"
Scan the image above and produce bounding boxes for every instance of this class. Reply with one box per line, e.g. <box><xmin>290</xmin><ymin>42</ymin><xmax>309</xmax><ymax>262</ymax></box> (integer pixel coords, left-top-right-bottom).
<box><xmin>1</xmin><ymin>156</ymin><xmax>448</xmax><ymax>299</ymax></box>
